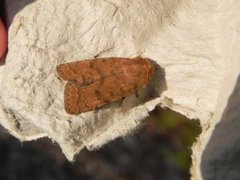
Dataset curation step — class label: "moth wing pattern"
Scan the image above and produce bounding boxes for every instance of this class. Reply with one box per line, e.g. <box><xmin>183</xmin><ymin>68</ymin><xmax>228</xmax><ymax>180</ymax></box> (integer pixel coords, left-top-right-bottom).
<box><xmin>64</xmin><ymin>73</ymin><xmax>153</xmax><ymax>115</ymax></box>
<box><xmin>64</xmin><ymin>82</ymin><xmax>79</xmax><ymax>114</ymax></box>
<box><xmin>64</xmin><ymin>81</ymin><xmax>107</xmax><ymax>114</ymax></box>
<box><xmin>57</xmin><ymin>60</ymin><xmax>98</xmax><ymax>85</ymax></box>
<box><xmin>57</xmin><ymin>58</ymin><xmax>128</xmax><ymax>85</ymax></box>
<box><xmin>57</xmin><ymin>57</ymin><xmax>156</xmax><ymax>115</ymax></box>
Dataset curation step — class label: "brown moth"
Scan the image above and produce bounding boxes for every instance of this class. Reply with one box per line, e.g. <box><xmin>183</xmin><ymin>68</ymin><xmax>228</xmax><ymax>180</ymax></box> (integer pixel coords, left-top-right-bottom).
<box><xmin>57</xmin><ymin>57</ymin><xmax>155</xmax><ymax>115</ymax></box>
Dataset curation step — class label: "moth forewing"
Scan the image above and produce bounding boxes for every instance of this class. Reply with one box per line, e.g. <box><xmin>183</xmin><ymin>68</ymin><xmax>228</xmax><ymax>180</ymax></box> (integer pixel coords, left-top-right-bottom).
<box><xmin>57</xmin><ymin>57</ymin><xmax>156</xmax><ymax>115</ymax></box>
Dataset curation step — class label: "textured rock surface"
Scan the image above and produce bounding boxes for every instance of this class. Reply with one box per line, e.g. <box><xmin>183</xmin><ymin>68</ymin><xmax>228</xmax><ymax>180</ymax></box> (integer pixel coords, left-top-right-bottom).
<box><xmin>2</xmin><ymin>0</ymin><xmax>240</xmax><ymax>179</ymax></box>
